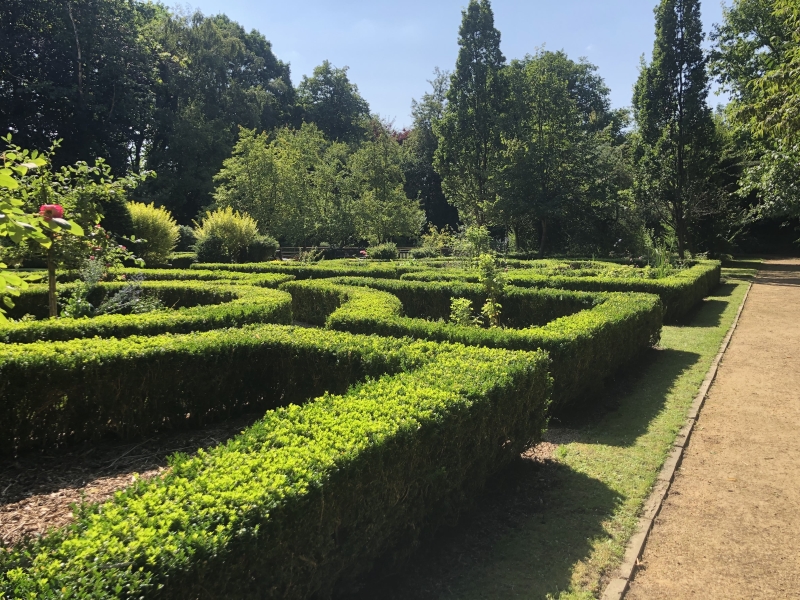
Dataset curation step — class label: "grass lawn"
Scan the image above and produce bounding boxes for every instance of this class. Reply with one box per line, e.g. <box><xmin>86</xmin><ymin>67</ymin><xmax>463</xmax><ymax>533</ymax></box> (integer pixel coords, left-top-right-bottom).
<box><xmin>347</xmin><ymin>270</ymin><xmax>752</xmax><ymax>600</ymax></box>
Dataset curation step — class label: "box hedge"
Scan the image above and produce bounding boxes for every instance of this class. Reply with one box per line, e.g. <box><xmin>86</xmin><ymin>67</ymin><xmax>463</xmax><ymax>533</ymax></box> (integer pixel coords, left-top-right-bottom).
<box><xmin>191</xmin><ymin>260</ymin><xmax>424</xmax><ymax>280</ymax></box>
<box><xmin>0</xmin><ymin>338</ymin><xmax>551</xmax><ymax>599</ymax></box>
<box><xmin>281</xmin><ymin>278</ymin><xmax>662</xmax><ymax>410</ymax></box>
<box><xmin>0</xmin><ymin>325</ymin><xmax>446</xmax><ymax>454</ymax></box>
<box><xmin>402</xmin><ymin>260</ymin><xmax>720</xmax><ymax>321</ymax></box>
<box><xmin>1</xmin><ymin>281</ymin><xmax>293</xmax><ymax>343</ymax></box>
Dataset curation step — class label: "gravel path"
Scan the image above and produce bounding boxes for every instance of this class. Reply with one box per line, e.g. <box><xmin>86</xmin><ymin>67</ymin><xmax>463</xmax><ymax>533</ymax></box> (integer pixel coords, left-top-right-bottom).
<box><xmin>627</xmin><ymin>259</ymin><xmax>800</xmax><ymax>599</ymax></box>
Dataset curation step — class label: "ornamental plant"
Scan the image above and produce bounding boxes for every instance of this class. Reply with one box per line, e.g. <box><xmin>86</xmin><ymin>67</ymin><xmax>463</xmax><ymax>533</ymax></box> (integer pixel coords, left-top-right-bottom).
<box><xmin>477</xmin><ymin>253</ymin><xmax>505</xmax><ymax>327</ymax></box>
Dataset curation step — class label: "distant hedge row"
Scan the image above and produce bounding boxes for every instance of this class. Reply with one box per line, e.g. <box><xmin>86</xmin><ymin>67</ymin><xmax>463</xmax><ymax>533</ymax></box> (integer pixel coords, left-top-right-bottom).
<box><xmin>0</xmin><ymin>334</ymin><xmax>551</xmax><ymax>599</ymax></box>
<box><xmin>191</xmin><ymin>259</ymin><xmax>426</xmax><ymax>279</ymax></box>
<box><xmin>1</xmin><ymin>281</ymin><xmax>293</xmax><ymax>343</ymax></box>
<box><xmin>281</xmin><ymin>278</ymin><xmax>662</xmax><ymax>410</ymax></box>
<box><xmin>402</xmin><ymin>260</ymin><xmax>720</xmax><ymax>321</ymax></box>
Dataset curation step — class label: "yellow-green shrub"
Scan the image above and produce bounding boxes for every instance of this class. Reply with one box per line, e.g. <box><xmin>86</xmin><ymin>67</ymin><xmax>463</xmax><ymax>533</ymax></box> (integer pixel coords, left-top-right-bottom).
<box><xmin>128</xmin><ymin>201</ymin><xmax>180</xmax><ymax>266</ymax></box>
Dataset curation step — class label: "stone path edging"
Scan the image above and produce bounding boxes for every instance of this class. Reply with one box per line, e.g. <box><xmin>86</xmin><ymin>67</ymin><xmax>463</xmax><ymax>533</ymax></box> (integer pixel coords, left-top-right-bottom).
<box><xmin>600</xmin><ymin>280</ymin><xmax>754</xmax><ymax>600</ymax></box>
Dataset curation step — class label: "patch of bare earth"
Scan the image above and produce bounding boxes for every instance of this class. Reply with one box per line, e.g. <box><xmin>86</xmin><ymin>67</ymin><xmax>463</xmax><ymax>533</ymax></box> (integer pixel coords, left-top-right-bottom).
<box><xmin>627</xmin><ymin>259</ymin><xmax>800</xmax><ymax>599</ymax></box>
<box><xmin>0</xmin><ymin>414</ymin><xmax>258</xmax><ymax>547</ymax></box>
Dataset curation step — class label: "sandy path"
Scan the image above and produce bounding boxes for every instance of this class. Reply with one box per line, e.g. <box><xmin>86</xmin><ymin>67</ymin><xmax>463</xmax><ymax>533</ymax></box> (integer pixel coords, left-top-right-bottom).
<box><xmin>626</xmin><ymin>259</ymin><xmax>800</xmax><ymax>599</ymax></box>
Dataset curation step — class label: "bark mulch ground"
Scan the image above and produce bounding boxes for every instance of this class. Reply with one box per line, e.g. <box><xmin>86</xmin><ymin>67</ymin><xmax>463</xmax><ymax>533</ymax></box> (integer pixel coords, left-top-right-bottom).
<box><xmin>0</xmin><ymin>414</ymin><xmax>258</xmax><ymax>547</ymax></box>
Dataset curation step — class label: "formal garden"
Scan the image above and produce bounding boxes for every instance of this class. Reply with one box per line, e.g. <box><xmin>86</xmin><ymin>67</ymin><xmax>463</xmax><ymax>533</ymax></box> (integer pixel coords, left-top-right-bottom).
<box><xmin>1</xmin><ymin>0</ymin><xmax>798</xmax><ymax>597</ymax></box>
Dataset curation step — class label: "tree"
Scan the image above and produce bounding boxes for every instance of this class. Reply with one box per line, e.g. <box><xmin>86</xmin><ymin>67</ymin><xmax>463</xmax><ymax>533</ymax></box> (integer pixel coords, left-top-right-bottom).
<box><xmin>140</xmin><ymin>11</ymin><xmax>295</xmax><ymax>223</ymax></box>
<box><xmin>297</xmin><ymin>61</ymin><xmax>370</xmax><ymax>145</ymax></box>
<box><xmin>349</xmin><ymin>124</ymin><xmax>426</xmax><ymax>244</ymax></box>
<box><xmin>712</xmin><ymin>0</ymin><xmax>800</xmax><ymax>222</ymax></box>
<box><xmin>0</xmin><ymin>0</ymin><xmax>159</xmax><ymax>174</ymax></box>
<box><xmin>633</xmin><ymin>0</ymin><xmax>719</xmax><ymax>257</ymax></box>
<box><xmin>402</xmin><ymin>68</ymin><xmax>459</xmax><ymax>229</ymax></box>
<box><xmin>214</xmin><ymin>124</ymin><xmax>354</xmax><ymax>246</ymax></box>
<box><xmin>434</xmin><ymin>0</ymin><xmax>506</xmax><ymax>225</ymax></box>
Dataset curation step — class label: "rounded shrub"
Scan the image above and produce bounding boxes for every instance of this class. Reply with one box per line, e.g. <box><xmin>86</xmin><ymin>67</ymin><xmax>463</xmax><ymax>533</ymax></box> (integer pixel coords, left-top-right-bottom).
<box><xmin>176</xmin><ymin>225</ymin><xmax>198</xmax><ymax>252</ymax></box>
<box><xmin>128</xmin><ymin>202</ymin><xmax>180</xmax><ymax>266</ymax></box>
<box><xmin>410</xmin><ymin>246</ymin><xmax>438</xmax><ymax>259</ymax></box>
<box><xmin>369</xmin><ymin>242</ymin><xmax>399</xmax><ymax>260</ymax></box>
<box><xmin>194</xmin><ymin>207</ymin><xmax>275</xmax><ymax>263</ymax></box>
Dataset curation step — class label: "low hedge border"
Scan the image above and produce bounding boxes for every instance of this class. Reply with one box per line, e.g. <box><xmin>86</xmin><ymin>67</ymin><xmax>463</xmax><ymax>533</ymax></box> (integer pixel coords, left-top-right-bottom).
<box><xmin>192</xmin><ymin>260</ymin><xmax>425</xmax><ymax>280</ymax></box>
<box><xmin>0</xmin><ymin>325</ymin><xmax>442</xmax><ymax>454</ymax></box>
<box><xmin>281</xmin><ymin>278</ymin><xmax>662</xmax><ymax>410</ymax></box>
<box><xmin>1</xmin><ymin>337</ymin><xmax>551</xmax><ymax>599</ymax></box>
<box><xmin>55</xmin><ymin>268</ymin><xmax>295</xmax><ymax>287</ymax></box>
<box><xmin>402</xmin><ymin>260</ymin><xmax>720</xmax><ymax>321</ymax></box>
<box><xmin>0</xmin><ymin>281</ymin><xmax>293</xmax><ymax>343</ymax></box>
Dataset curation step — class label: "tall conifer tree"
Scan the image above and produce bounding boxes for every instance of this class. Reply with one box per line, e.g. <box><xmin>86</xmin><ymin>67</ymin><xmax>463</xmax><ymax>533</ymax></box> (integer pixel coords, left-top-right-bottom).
<box><xmin>633</xmin><ymin>0</ymin><xmax>718</xmax><ymax>257</ymax></box>
<box><xmin>434</xmin><ymin>0</ymin><xmax>505</xmax><ymax>225</ymax></box>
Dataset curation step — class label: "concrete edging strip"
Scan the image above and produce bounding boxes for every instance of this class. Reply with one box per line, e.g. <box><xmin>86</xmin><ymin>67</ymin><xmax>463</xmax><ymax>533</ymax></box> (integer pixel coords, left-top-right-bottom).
<box><xmin>600</xmin><ymin>279</ymin><xmax>754</xmax><ymax>600</ymax></box>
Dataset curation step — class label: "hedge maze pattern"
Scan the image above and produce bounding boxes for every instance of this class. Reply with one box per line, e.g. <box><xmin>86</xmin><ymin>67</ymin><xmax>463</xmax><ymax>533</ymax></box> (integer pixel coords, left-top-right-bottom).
<box><xmin>0</xmin><ymin>259</ymin><xmax>720</xmax><ymax>599</ymax></box>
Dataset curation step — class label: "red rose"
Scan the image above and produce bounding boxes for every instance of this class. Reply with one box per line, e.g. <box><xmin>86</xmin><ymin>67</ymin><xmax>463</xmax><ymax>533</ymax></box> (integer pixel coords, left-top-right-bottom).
<box><xmin>39</xmin><ymin>204</ymin><xmax>64</xmax><ymax>221</ymax></box>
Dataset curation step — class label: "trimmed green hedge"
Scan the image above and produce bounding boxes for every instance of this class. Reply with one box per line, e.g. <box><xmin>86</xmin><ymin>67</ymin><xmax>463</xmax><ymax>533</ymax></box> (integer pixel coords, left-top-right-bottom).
<box><xmin>0</xmin><ymin>336</ymin><xmax>551</xmax><ymax>599</ymax></box>
<box><xmin>0</xmin><ymin>281</ymin><xmax>293</xmax><ymax>343</ymax></box>
<box><xmin>402</xmin><ymin>260</ymin><xmax>720</xmax><ymax>321</ymax></box>
<box><xmin>0</xmin><ymin>325</ymin><xmax>442</xmax><ymax>454</ymax></box>
<box><xmin>192</xmin><ymin>259</ymin><xmax>424</xmax><ymax>280</ymax></box>
<box><xmin>56</xmin><ymin>268</ymin><xmax>295</xmax><ymax>287</ymax></box>
<box><xmin>281</xmin><ymin>278</ymin><xmax>662</xmax><ymax>410</ymax></box>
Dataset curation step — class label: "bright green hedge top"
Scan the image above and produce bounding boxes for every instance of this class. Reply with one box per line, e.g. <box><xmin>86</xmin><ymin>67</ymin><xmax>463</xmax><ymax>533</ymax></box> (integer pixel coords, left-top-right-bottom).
<box><xmin>0</xmin><ymin>281</ymin><xmax>293</xmax><ymax>343</ymax></box>
<box><xmin>191</xmin><ymin>259</ymin><xmax>425</xmax><ymax>280</ymax></box>
<box><xmin>401</xmin><ymin>260</ymin><xmax>720</xmax><ymax>321</ymax></box>
<box><xmin>0</xmin><ymin>330</ymin><xmax>551</xmax><ymax>599</ymax></box>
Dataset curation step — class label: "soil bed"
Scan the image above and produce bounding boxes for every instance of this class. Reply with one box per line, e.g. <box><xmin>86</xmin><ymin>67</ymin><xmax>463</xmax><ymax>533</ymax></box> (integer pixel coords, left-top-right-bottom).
<box><xmin>0</xmin><ymin>414</ymin><xmax>258</xmax><ymax>546</ymax></box>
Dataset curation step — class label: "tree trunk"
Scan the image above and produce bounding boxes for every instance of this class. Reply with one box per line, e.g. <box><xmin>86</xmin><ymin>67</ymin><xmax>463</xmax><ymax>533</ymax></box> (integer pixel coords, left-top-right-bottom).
<box><xmin>47</xmin><ymin>246</ymin><xmax>57</xmax><ymax>318</ymax></box>
<box><xmin>537</xmin><ymin>218</ymin><xmax>548</xmax><ymax>258</ymax></box>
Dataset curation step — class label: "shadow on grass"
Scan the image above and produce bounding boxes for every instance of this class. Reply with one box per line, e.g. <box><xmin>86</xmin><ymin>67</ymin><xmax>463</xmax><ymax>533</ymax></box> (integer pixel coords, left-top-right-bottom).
<box><xmin>674</xmin><ymin>282</ymin><xmax>739</xmax><ymax>328</ymax></box>
<box><xmin>337</xmin><ymin>459</ymin><xmax>621</xmax><ymax>600</ymax></box>
<box><xmin>551</xmin><ymin>347</ymin><xmax>700</xmax><ymax>447</ymax></box>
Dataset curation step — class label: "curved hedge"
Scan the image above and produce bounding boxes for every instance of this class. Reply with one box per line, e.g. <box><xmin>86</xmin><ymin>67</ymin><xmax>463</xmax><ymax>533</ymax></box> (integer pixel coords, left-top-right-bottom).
<box><xmin>0</xmin><ymin>334</ymin><xmax>551</xmax><ymax>599</ymax></box>
<box><xmin>56</xmin><ymin>268</ymin><xmax>295</xmax><ymax>286</ymax></box>
<box><xmin>191</xmin><ymin>259</ymin><xmax>424</xmax><ymax>280</ymax></box>
<box><xmin>402</xmin><ymin>260</ymin><xmax>720</xmax><ymax>321</ymax></box>
<box><xmin>0</xmin><ymin>281</ymin><xmax>293</xmax><ymax>343</ymax></box>
<box><xmin>281</xmin><ymin>278</ymin><xmax>662</xmax><ymax>410</ymax></box>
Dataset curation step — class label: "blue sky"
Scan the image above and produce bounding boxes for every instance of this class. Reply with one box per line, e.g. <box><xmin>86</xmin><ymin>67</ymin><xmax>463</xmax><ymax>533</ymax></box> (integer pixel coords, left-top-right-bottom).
<box><xmin>185</xmin><ymin>0</ymin><xmax>730</xmax><ymax>128</ymax></box>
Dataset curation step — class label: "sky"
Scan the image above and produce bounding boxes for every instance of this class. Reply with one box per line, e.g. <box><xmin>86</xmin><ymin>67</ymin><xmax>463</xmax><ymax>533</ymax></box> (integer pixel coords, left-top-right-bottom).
<box><xmin>183</xmin><ymin>0</ymin><xmax>731</xmax><ymax>129</ymax></box>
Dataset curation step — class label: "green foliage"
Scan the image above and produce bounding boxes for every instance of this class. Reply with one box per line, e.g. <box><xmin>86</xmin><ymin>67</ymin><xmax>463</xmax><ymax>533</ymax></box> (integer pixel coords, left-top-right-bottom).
<box><xmin>477</xmin><ymin>253</ymin><xmax>505</xmax><ymax>327</ymax></box>
<box><xmin>368</xmin><ymin>242</ymin><xmax>399</xmax><ymax>260</ymax></box>
<box><xmin>403</xmin><ymin>259</ymin><xmax>721</xmax><ymax>322</ymax></box>
<box><xmin>349</xmin><ymin>125</ymin><xmax>426</xmax><ymax>243</ymax></box>
<box><xmin>282</xmin><ymin>277</ymin><xmax>661</xmax><ymax>410</ymax></box>
<box><xmin>214</xmin><ymin>124</ymin><xmax>354</xmax><ymax>246</ymax></box>
<box><xmin>1</xmin><ymin>280</ymin><xmax>293</xmax><ymax>343</ymax></box>
<box><xmin>450</xmin><ymin>297</ymin><xmax>480</xmax><ymax>327</ymax></box>
<box><xmin>193</xmin><ymin>207</ymin><xmax>275</xmax><ymax>263</ymax></box>
<box><xmin>297</xmin><ymin>60</ymin><xmax>371</xmax><ymax>144</ymax></box>
<box><xmin>0</xmin><ymin>332</ymin><xmax>550</xmax><ymax>599</ymax></box>
<box><xmin>633</xmin><ymin>0</ymin><xmax>720</xmax><ymax>258</ymax></box>
<box><xmin>403</xmin><ymin>68</ymin><xmax>459</xmax><ymax>229</ymax></box>
<box><xmin>191</xmin><ymin>259</ymin><xmax>426</xmax><ymax>280</ymax></box>
<box><xmin>176</xmin><ymin>225</ymin><xmax>197</xmax><ymax>252</ymax></box>
<box><xmin>128</xmin><ymin>201</ymin><xmax>180</xmax><ymax>266</ymax></box>
<box><xmin>434</xmin><ymin>0</ymin><xmax>506</xmax><ymax>225</ymax></box>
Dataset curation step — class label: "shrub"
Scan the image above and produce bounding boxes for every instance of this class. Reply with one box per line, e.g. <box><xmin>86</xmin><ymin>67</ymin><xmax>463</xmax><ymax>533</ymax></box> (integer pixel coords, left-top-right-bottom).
<box><xmin>176</xmin><ymin>225</ymin><xmax>197</xmax><ymax>252</ymax></box>
<box><xmin>368</xmin><ymin>242</ymin><xmax>399</xmax><ymax>259</ymax></box>
<box><xmin>410</xmin><ymin>246</ymin><xmax>439</xmax><ymax>259</ymax></box>
<box><xmin>0</xmin><ymin>335</ymin><xmax>550</xmax><ymax>598</ymax></box>
<box><xmin>192</xmin><ymin>260</ymin><xmax>425</xmax><ymax>280</ymax></box>
<box><xmin>128</xmin><ymin>201</ymin><xmax>180</xmax><ymax>266</ymax></box>
<box><xmin>169</xmin><ymin>252</ymin><xmax>197</xmax><ymax>269</ymax></box>
<box><xmin>193</xmin><ymin>207</ymin><xmax>274</xmax><ymax>263</ymax></box>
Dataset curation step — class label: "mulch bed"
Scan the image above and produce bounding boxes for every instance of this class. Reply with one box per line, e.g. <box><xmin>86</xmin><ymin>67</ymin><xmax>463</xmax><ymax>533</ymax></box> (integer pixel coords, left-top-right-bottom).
<box><xmin>0</xmin><ymin>414</ymin><xmax>259</xmax><ymax>547</ymax></box>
